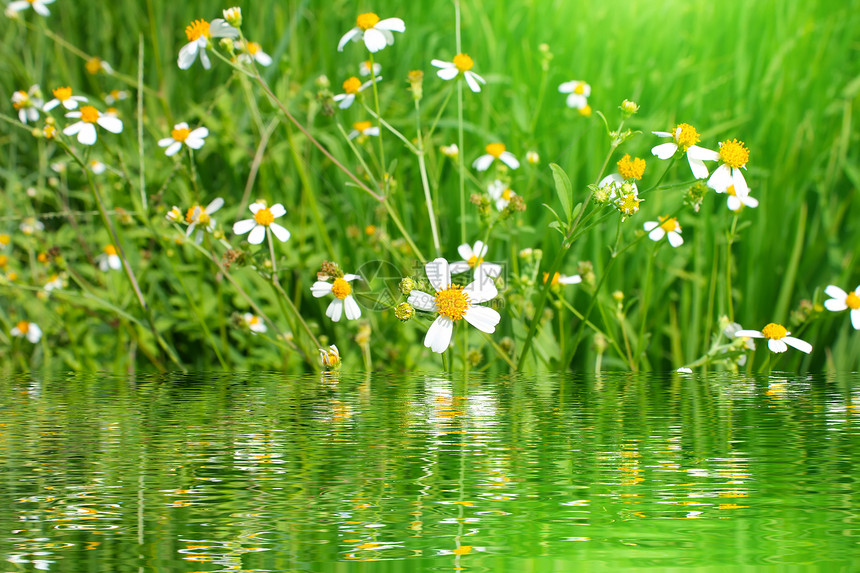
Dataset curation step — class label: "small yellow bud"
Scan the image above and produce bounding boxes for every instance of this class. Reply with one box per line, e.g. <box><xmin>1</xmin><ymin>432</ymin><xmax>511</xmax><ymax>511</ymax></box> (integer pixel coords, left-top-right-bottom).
<box><xmin>395</xmin><ymin>302</ymin><xmax>414</xmax><ymax>321</ymax></box>
<box><xmin>399</xmin><ymin>277</ymin><xmax>415</xmax><ymax>295</ymax></box>
<box><xmin>620</xmin><ymin>99</ymin><xmax>639</xmax><ymax>117</ymax></box>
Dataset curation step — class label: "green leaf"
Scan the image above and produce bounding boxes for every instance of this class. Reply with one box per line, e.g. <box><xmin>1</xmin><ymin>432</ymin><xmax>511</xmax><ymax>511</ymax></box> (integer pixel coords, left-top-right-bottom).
<box><xmin>542</xmin><ymin>202</ymin><xmax>564</xmax><ymax>225</ymax></box>
<box><xmin>549</xmin><ymin>163</ymin><xmax>573</xmax><ymax>222</ymax></box>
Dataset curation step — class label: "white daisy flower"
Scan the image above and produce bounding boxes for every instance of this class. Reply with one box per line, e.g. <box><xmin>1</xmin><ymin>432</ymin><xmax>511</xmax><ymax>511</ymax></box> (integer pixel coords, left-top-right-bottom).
<box><xmin>184</xmin><ymin>197</ymin><xmax>223</xmax><ymax>241</ymax></box>
<box><xmin>558</xmin><ymin>80</ymin><xmax>590</xmax><ymax>109</ymax></box>
<box><xmin>88</xmin><ymin>160</ymin><xmax>107</xmax><ymax>174</ymax></box>
<box><xmin>177</xmin><ymin>18</ymin><xmax>239</xmax><ymax>70</ymax></box>
<box><xmin>97</xmin><ymin>244</ymin><xmax>122</xmax><ymax>272</ymax></box>
<box><xmin>11</xmin><ymin>85</ymin><xmax>43</xmax><ymax>124</ymax></box>
<box><xmin>104</xmin><ymin>89</ymin><xmax>129</xmax><ymax>105</ymax></box>
<box><xmin>319</xmin><ymin>344</ymin><xmax>341</xmax><ymax>368</ymax></box>
<box><xmin>85</xmin><ymin>57</ymin><xmax>113</xmax><ymax>76</ymax></box>
<box><xmin>599</xmin><ymin>173</ymin><xmax>639</xmax><ymax>199</ymax></box>
<box><xmin>158</xmin><ymin>122</ymin><xmax>208</xmax><ymax>156</ymax></box>
<box><xmin>222</xmin><ymin>7</ymin><xmax>242</xmax><ymax>27</ymax></box>
<box><xmin>43</xmin><ymin>273</ymin><xmax>64</xmax><ymax>292</ymax></box>
<box><xmin>310</xmin><ymin>273</ymin><xmax>362</xmax><ymax>322</ymax></box>
<box><xmin>333</xmin><ymin>76</ymin><xmax>377</xmax><ymax>110</ymax></box>
<box><xmin>348</xmin><ymin>120</ymin><xmax>380</xmax><ymax>140</ymax></box>
<box><xmin>63</xmin><ymin>105</ymin><xmax>123</xmax><ymax>145</ymax></box>
<box><xmin>651</xmin><ymin>123</ymin><xmax>718</xmax><ymax>179</ymax></box>
<box><xmin>43</xmin><ymin>86</ymin><xmax>87</xmax><ymax>112</ymax></box>
<box><xmin>337</xmin><ymin>12</ymin><xmax>405</xmax><ymax>53</ymax></box>
<box><xmin>707</xmin><ymin>139</ymin><xmax>751</xmax><ymax>198</ymax></box>
<box><xmin>643</xmin><ymin>216</ymin><xmax>684</xmax><ymax>247</ymax></box>
<box><xmin>734</xmin><ymin>323</ymin><xmax>812</xmax><ymax>354</ymax></box>
<box><xmin>440</xmin><ymin>143</ymin><xmax>459</xmax><ymax>159</ymax></box>
<box><xmin>19</xmin><ymin>217</ymin><xmax>44</xmax><ymax>235</ymax></box>
<box><xmin>11</xmin><ymin>320</ymin><xmax>42</xmax><ymax>344</ymax></box>
<box><xmin>359</xmin><ymin>60</ymin><xmax>382</xmax><ymax>77</ymax></box>
<box><xmin>7</xmin><ymin>0</ymin><xmax>54</xmax><ymax>17</ymax></box>
<box><xmin>407</xmin><ymin>258</ymin><xmax>501</xmax><ymax>354</ymax></box>
<box><xmin>431</xmin><ymin>53</ymin><xmax>486</xmax><ymax>93</ymax></box>
<box><xmin>242</xmin><ymin>313</ymin><xmax>267</xmax><ymax>334</ymax></box>
<box><xmin>487</xmin><ymin>179</ymin><xmax>518</xmax><ymax>211</ymax></box>
<box><xmin>526</xmin><ymin>151</ymin><xmax>540</xmax><ymax>165</ymax></box>
<box><xmin>725</xmin><ymin>184</ymin><xmax>759</xmax><ymax>212</ymax></box>
<box><xmin>473</xmin><ymin>143</ymin><xmax>519</xmax><ymax>171</ymax></box>
<box><xmin>544</xmin><ymin>272</ymin><xmax>582</xmax><ymax>287</ymax></box>
<box><xmin>232</xmin><ymin>202</ymin><xmax>290</xmax><ymax>245</ymax></box>
<box><xmin>449</xmin><ymin>241</ymin><xmax>502</xmax><ymax>281</ymax></box>
<box><xmin>165</xmin><ymin>206</ymin><xmax>184</xmax><ymax>223</ymax></box>
<box><xmin>824</xmin><ymin>284</ymin><xmax>860</xmax><ymax>330</ymax></box>
<box><xmin>237</xmin><ymin>41</ymin><xmax>273</xmax><ymax>67</ymax></box>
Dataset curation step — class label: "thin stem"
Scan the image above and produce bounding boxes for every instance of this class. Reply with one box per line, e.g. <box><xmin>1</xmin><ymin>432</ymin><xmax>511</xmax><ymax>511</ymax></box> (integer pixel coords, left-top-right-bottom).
<box><xmin>367</xmin><ymin>53</ymin><xmax>388</xmax><ymax>192</ymax></box>
<box><xmin>414</xmin><ymin>98</ymin><xmax>442</xmax><ymax>256</ymax></box>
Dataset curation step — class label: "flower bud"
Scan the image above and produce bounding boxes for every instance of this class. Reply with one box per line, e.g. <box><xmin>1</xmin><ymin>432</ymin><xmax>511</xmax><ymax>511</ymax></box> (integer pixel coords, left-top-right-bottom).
<box><xmin>319</xmin><ymin>345</ymin><xmax>341</xmax><ymax>370</ymax></box>
<box><xmin>395</xmin><ymin>302</ymin><xmax>414</xmax><ymax>321</ymax></box>
<box><xmin>620</xmin><ymin>99</ymin><xmax>639</xmax><ymax>117</ymax></box>
<box><xmin>399</xmin><ymin>277</ymin><xmax>415</xmax><ymax>295</ymax></box>
<box><xmin>223</xmin><ymin>7</ymin><xmax>242</xmax><ymax>27</ymax></box>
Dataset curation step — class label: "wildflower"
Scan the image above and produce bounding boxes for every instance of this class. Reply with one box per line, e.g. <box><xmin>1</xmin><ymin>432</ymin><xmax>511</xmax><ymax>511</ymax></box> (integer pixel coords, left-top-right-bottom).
<box><xmin>526</xmin><ymin>151</ymin><xmax>540</xmax><ymax>165</ymax></box>
<box><xmin>598</xmin><ymin>174</ymin><xmax>642</xmax><ymax>219</ymax></box>
<box><xmin>348</xmin><ymin>120</ymin><xmax>379</xmax><ymax>140</ymax></box>
<box><xmin>487</xmin><ymin>179</ymin><xmax>518</xmax><ymax>211</ymax></box>
<box><xmin>707</xmin><ymin>139</ymin><xmax>751</xmax><ymax>197</ymax></box>
<box><xmin>395</xmin><ymin>302</ymin><xmax>414</xmax><ymax>321</ymax></box>
<box><xmin>43</xmin><ymin>87</ymin><xmax>88</xmax><ymax>113</ymax></box>
<box><xmin>166</xmin><ymin>206</ymin><xmax>183</xmax><ymax>223</ymax></box>
<box><xmin>440</xmin><ymin>143</ymin><xmax>459</xmax><ymax>159</ymax></box>
<box><xmin>319</xmin><ymin>345</ymin><xmax>341</xmax><ymax>369</ymax></box>
<box><xmin>473</xmin><ymin>143</ymin><xmax>519</xmax><ymax>171</ymax></box>
<box><xmin>676</xmin><ymin>367</ymin><xmax>693</xmax><ymax>374</ymax></box>
<box><xmin>88</xmin><ymin>160</ymin><xmax>106</xmax><ymax>174</ymax></box>
<box><xmin>232</xmin><ymin>202</ymin><xmax>290</xmax><ymax>245</ymax></box>
<box><xmin>63</xmin><ymin>105</ymin><xmax>123</xmax><ymax>145</ymax></box>
<box><xmin>43</xmin><ymin>274</ymin><xmax>64</xmax><ymax>292</ymax></box>
<box><xmin>558</xmin><ymin>80</ymin><xmax>590</xmax><ymax>110</ymax></box>
<box><xmin>824</xmin><ymin>284</ymin><xmax>860</xmax><ymax>330</ymax></box>
<box><xmin>242</xmin><ymin>312</ymin><xmax>267</xmax><ymax>334</ymax></box>
<box><xmin>177</xmin><ymin>17</ymin><xmax>239</xmax><ymax>70</ymax></box>
<box><xmin>449</xmin><ymin>240</ymin><xmax>502</xmax><ymax>281</ymax></box>
<box><xmin>543</xmin><ymin>272</ymin><xmax>582</xmax><ymax>287</ymax></box>
<box><xmin>158</xmin><ymin>122</ymin><xmax>208</xmax><ymax>156</ymax></box>
<box><xmin>651</xmin><ymin>123</ymin><xmax>718</xmax><ymax>179</ymax></box>
<box><xmin>723</xmin><ymin>321</ymin><xmax>756</xmax><ymax>351</ymax></box>
<box><xmin>333</xmin><ymin>76</ymin><xmax>375</xmax><ymax>110</ymax></box>
<box><xmin>19</xmin><ymin>217</ymin><xmax>44</xmax><ymax>235</ymax></box>
<box><xmin>104</xmin><ymin>89</ymin><xmax>129</xmax><ymax>105</ymax></box>
<box><xmin>311</xmin><ymin>273</ymin><xmax>363</xmax><ymax>322</ymax></box>
<box><xmin>616</xmin><ymin>154</ymin><xmax>646</xmax><ymax>180</ymax></box>
<box><xmin>734</xmin><ymin>323</ymin><xmax>812</xmax><ymax>354</ymax></box>
<box><xmin>185</xmin><ymin>197</ymin><xmax>223</xmax><ymax>240</ymax></box>
<box><xmin>431</xmin><ymin>53</ymin><xmax>486</xmax><ymax>93</ymax></box>
<box><xmin>11</xmin><ymin>85</ymin><xmax>43</xmax><ymax>123</ymax></box>
<box><xmin>237</xmin><ymin>40</ymin><xmax>273</xmax><ymax>67</ymax></box>
<box><xmin>97</xmin><ymin>244</ymin><xmax>121</xmax><ymax>271</ymax></box>
<box><xmin>85</xmin><ymin>57</ymin><xmax>113</xmax><ymax>75</ymax></box>
<box><xmin>578</xmin><ymin>105</ymin><xmax>592</xmax><ymax>117</ymax></box>
<box><xmin>643</xmin><ymin>216</ymin><xmax>684</xmax><ymax>247</ymax></box>
<box><xmin>0</xmin><ymin>234</ymin><xmax>9</xmax><ymax>248</ymax></box>
<box><xmin>620</xmin><ymin>99</ymin><xmax>639</xmax><ymax>116</ymax></box>
<box><xmin>11</xmin><ymin>321</ymin><xmax>42</xmax><ymax>344</ymax></box>
<box><xmin>7</xmin><ymin>0</ymin><xmax>54</xmax><ymax>17</ymax></box>
<box><xmin>222</xmin><ymin>7</ymin><xmax>242</xmax><ymax>27</ymax></box>
<box><xmin>407</xmin><ymin>258</ymin><xmax>501</xmax><ymax>353</ymax></box>
<box><xmin>725</xmin><ymin>184</ymin><xmax>759</xmax><ymax>211</ymax></box>
<box><xmin>338</xmin><ymin>12</ymin><xmax>405</xmax><ymax>53</ymax></box>
<box><xmin>359</xmin><ymin>60</ymin><xmax>381</xmax><ymax>77</ymax></box>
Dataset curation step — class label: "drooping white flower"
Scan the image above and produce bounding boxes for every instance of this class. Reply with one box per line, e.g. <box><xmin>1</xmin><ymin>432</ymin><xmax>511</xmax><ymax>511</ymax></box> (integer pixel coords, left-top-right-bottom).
<box><xmin>558</xmin><ymin>80</ymin><xmax>590</xmax><ymax>109</ymax></box>
<box><xmin>7</xmin><ymin>0</ymin><xmax>54</xmax><ymax>17</ymax></box>
<box><xmin>407</xmin><ymin>258</ymin><xmax>501</xmax><ymax>353</ymax></box>
<box><xmin>19</xmin><ymin>217</ymin><xmax>44</xmax><ymax>235</ymax></box>
<box><xmin>242</xmin><ymin>313</ymin><xmax>267</xmax><ymax>334</ymax></box>
<box><xmin>824</xmin><ymin>284</ymin><xmax>860</xmax><ymax>330</ymax></box>
<box><xmin>63</xmin><ymin>105</ymin><xmax>123</xmax><ymax>145</ymax></box>
<box><xmin>184</xmin><ymin>197</ymin><xmax>223</xmax><ymax>241</ymax></box>
<box><xmin>319</xmin><ymin>345</ymin><xmax>341</xmax><ymax>368</ymax></box>
<box><xmin>449</xmin><ymin>241</ymin><xmax>502</xmax><ymax>282</ymax></box>
<box><xmin>473</xmin><ymin>143</ymin><xmax>519</xmax><ymax>171</ymax></box>
<box><xmin>348</xmin><ymin>120</ymin><xmax>380</xmax><ymax>140</ymax></box>
<box><xmin>643</xmin><ymin>216</ymin><xmax>684</xmax><ymax>247</ymax></box>
<box><xmin>237</xmin><ymin>41</ymin><xmax>273</xmax><ymax>67</ymax></box>
<box><xmin>338</xmin><ymin>12</ymin><xmax>405</xmax><ymax>53</ymax></box>
<box><xmin>177</xmin><ymin>18</ymin><xmax>239</xmax><ymax>70</ymax></box>
<box><xmin>651</xmin><ymin>123</ymin><xmax>718</xmax><ymax>179</ymax></box>
<box><xmin>310</xmin><ymin>274</ymin><xmax>362</xmax><ymax>322</ymax></box>
<box><xmin>359</xmin><ymin>60</ymin><xmax>381</xmax><ymax>77</ymax></box>
<box><xmin>104</xmin><ymin>89</ymin><xmax>129</xmax><ymax>105</ymax></box>
<box><xmin>11</xmin><ymin>320</ymin><xmax>42</xmax><ymax>343</ymax></box>
<box><xmin>232</xmin><ymin>202</ymin><xmax>290</xmax><ymax>245</ymax></box>
<box><xmin>431</xmin><ymin>53</ymin><xmax>486</xmax><ymax>93</ymax></box>
<box><xmin>43</xmin><ymin>86</ymin><xmax>88</xmax><ymax>111</ymax></box>
<box><xmin>724</xmin><ymin>184</ymin><xmax>759</xmax><ymax>212</ymax></box>
<box><xmin>97</xmin><ymin>244</ymin><xmax>122</xmax><ymax>272</ymax></box>
<box><xmin>158</xmin><ymin>122</ymin><xmax>208</xmax><ymax>156</ymax></box>
<box><xmin>11</xmin><ymin>85</ymin><xmax>43</xmax><ymax>123</ymax></box>
<box><xmin>487</xmin><ymin>179</ymin><xmax>519</xmax><ymax>211</ymax></box>
<box><xmin>332</xmin><ymin>76</ymin><xmax>376</xmax><ymax>110</ymax></box>
<box><xmin>734</xmin><ymin>323</ymin><xmax>812</xmax><ymax>354</ymax></box>
<box><xmin>43</xmin><ymin>273</ymin><xmax>64</xmax><ymax>292</ymax></box>
<box><xmin>707</xmin><ymin>139</ymin><xmax>751</xmax><ymax>198</ymax></box>
<box><xmin>88</xmin><ymin>160</ymin><xmax>107</xmax><ymax>175</ymax></box>
<box><xmin>543</xmin><ymin>272</ymin><xmax>582</xmax><ymax>287</ymax></box>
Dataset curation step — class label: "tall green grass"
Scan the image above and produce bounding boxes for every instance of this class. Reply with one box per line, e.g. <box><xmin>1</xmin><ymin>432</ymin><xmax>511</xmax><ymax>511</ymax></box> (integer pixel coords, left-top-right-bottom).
<box><xmin>1</xmin><ymin>0</ymin><xmax>858</xmax><ymax>373</ymax></box>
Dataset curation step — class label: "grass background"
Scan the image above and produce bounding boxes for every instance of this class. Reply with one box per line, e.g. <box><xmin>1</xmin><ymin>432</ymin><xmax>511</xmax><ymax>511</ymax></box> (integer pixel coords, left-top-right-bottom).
<box><xmin>1</xmin><ymin>0</ymin><xmax>858</xmax><ymax>372</ymax></box>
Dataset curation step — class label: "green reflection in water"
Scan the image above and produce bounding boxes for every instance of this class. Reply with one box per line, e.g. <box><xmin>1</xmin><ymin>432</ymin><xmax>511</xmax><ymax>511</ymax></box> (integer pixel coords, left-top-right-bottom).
<box><xmin>1</xmin><ymin>372</ymin><xmax>859</xmax><ymax>572</ymax></box>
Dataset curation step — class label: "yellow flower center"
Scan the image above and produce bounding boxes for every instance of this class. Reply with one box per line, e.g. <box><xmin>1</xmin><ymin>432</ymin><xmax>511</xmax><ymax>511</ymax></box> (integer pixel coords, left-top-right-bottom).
<box><xmin>185</xmin><ymin>205</ymin><xmax>200</xmax><ymax>224</ymax></box>
<box><xmin>435</xmin><ymin>284</ymin><xmax>470</xmax><ymax>321</ymax></box>
<box><xmin>543</xmin><ymin>272</ymin><xmax>561</xmax><ymax>286</ymax></box>
<box><xmin>356</xmin><ymin>12</ymin><xmax>380</xmax><ymax>30</ymax></box>
<box><xmin>254</xmin><ymin>207</ymin><xmax>275</xmax><ymax>226</ymax></box>
<box><xmin>659</xmin><ymin>215</ymin><xmax>679</xmax><ymax>233</ymax></box>
<box><xmin>0</xmin><ymin>255</ymin><xmax>7</xmax><ymax>268</ymax></box>
<box><xmin>16</xmin><ymin>321</ymin><xmax>29</xmax><ymax>334</ymax></box>
<box><xmin>617</xmin><ymin>154</ymin><xmax>646</xmax><ymax>180</ymax></box>
<box><xmin>79</xmin><ymin>106</ymin><xmax>100</xmax><ymax>123</ymax></box>
<box><xmin>172</xmin><ymin>127</ymin><xmax>191</xmax><ymax>142</ymax></box>
<box><xmin>502</xmin><ymin>188</ymin><xmax>514</xmax><ymax>201</ymax></box>
<box><xmin>846</xmin><ymin>292</ymin><xmax>860</xmax><ymax>310</ymax></box>
<box><xmin>727</xmin><ymin>184</ymin><xmax>737</xmax><ymax>197</ymax></box>
<box><xmin>247</xmin><ymin>42</ymin><xmax>261</xmax><ymax>55</ymax></box>
<box><xmin>332</xmin><ymin>277</ymin><xmax>352</xmax><ymax>300</ymax></box>
<box><xmin>185</xmin><ymin>19</ymin><xmax>211</xmax><ymax>42</ymax></box>
<box><xmin>353</xmin><ymin>120</ymin><xmax>372</xmax><ymax>132</ymax></box>
<box><xmin>467</xmin><ymin>255</ymin><xmax>483</xmax><ymax>268</ymax></box>
<box><xmin>37</xmin><ymin>252</ymin><xmax>48</xmax><ymax>263</ymax></box>
<box><xmin>104</xmin><ymin>245</ymin><xmax>117</xmax><ymax>256</ymax></box>
<box><xmin>0</xmin><ymin>233</ymin><xmax>10</xmax><ymax>246</ymax></box>
<box><xmin>719</xmin><ymin>139</ymin><xmax>750</xmax><ymax>169</ymax></box>
<box><xmin>761</xmin><ymin>323</ymin><xmax>787</xmax><ymax>340</ymax></box>
<box><xmin>7</xmin><ymin>272</ymin><xmax>18</xmax><ymax>281</ymax></box>
<box><xmin>453</xmin><ymin>53</ymin><xmax>474</xmax><ymax>72</ymax></box>
<box><xmin>198</xmin><ymin>211</ymin><xmax>211</xmax><ymax>225</ymax></box>
<box><xmin>578</xmin><ymin>104</ymin><xmax>592</xmax><ymax>117</ymax></box>
<box><xmin>486</xmin><ymin>143</ymin><xmax>506</xmax><ymax>158</ymax></box>
<box><xmin>52</xmin><ymin>86</ymin><xmax>72</xmax><ymax>101</ymax></box>
<box><xmin>618</xmin><ymin>193</ymin><xmax>641</xmax><ymax>215</ymax></box>
<box><xmin>673</xmin><ymin>123</ymin><xmax>700</xmax><ymax>151</ymax></box>
<box><xmin>85</xmin><ymin>58</ymin><xmax>104</xmax><ymax>75</ymax></box>
<box><xmin>12</xmin><ymin>91</ymin><xmax>27</xmax><ymax>109</ymax></box>
<box><xmin>343</xmin><ymin>76</ymin><xmax>362</xmax><ymax>94</ymax></box>
<box><xmin>44</xmin><ymin>125</ymin><xmax>56</xmax><ymax>139</ymax></box>
<box><xmin>364</xmin><ymin>225</ymin><xmax>376</xmax><ymax>235</ymax></box>
<box><xmin>573</xmin><ymin>82</ymin><xmax>585</xmax><ymax>95</ymax></box>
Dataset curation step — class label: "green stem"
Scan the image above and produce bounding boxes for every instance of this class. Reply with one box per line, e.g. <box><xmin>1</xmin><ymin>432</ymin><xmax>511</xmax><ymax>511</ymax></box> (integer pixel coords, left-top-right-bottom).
<box><xmin>414</xmin><ymin>98</ymin><xmax>442</xmax><ymax>257</ymax></box>
<box><xmin>367</xmin><ymin>53</ymin><xmax>388</xmax><ymax>192</ymax></box>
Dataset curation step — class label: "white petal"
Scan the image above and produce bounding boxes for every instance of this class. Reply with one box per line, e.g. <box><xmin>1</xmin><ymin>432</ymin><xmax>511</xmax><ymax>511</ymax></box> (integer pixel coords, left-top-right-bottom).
<box><xmin>269</xmin><ymin>203</ymin><xmax>286</xmax><ymax>218</ymax></box>
<box><xmin>449</xmin><ymin>261</ymin><xmax>472</xmax><ymax>275</ymax></box>
<box><xmin>425</xmin><ymin>258</ymin><xmax>451</xmax><ymax>292</ymax></box>
<box><xmin>77</xmin><ymin>123</ymin><xmax>97</xmax><ymax>145</ymax></box>
<box><xmin>209</xmin><ymin>19</ymin><xmax>239</xmax><ymax>39</ymax></box>
<box><xmin>425</xmin><ymin>316</ymin><xmax>454</xmax><ymax>353</ymax></box>
<box><xmin>558</xmin><ymin>274</ymin><xmax>582</xmax><ymax>285</ymax></box>
<box><xmin>464</xmin><ymin>72</ymin><xmax>482</xmax><ymax>93</ymax></box>
<box><xmin>464</xmin><ymin>305</ymin><xmax>501</xmax><ymax>334</ymax></box>
<box><xmin>727</xmin><ymin>195</ymin><xmax>741</xmax><ymax>211</ymax></box>
<box><xmin>407</xmin><ymin>290</ymin><xmax>436</xmax><ymax>312</ymax></box>
<box><xmin>343</xmin><ymin>274</ymin><xmax>362</xmax><ymax>282</ymax></box>
<box><xmin>478</xmin><ymin>262</ymin><xmax>502</xmax><ymax>279</ymax></box>
<box><xmin>311</xmin><ymin>281</ymin><xmax>334</xmax><ymax>298</ymax></box>
<box><xmin>687</xmin><ymin>145</ymin><xmax>719</xmax><ymax>161</ymax></box>
<box><xmin>668</xmin><ymin>231</ymin><xmax>684</xmax><ymax>247</ymax></box>
<box><xmin>337</xmin><ymin>94</ymin><xmax>355</xmax><ymax>109</ymax></box>
<box><xmin>247</xmin><ymin>225</ymin><xmax>266</xmax><ymax>244</ymax></box>
<box><xmin>457</xmin><ymin>243</ymin><xmax>474</xmax><ymax>260</ymax></box>
<box><xmin>500</xmin><ymin>152</ymin><xmax>520</xmax><ymax>169</ymax></box>
<box><xmin>743</xmin><ymin>195</ymin><xmax>759</xmax><ymax>208</ymax></box>
<box><xmin>363</xmin><ymin>29</ymin><xmax>388</xmax><ymax>52</ymax></box>
<box><xmin>43</xmin><ymin>99</ymin><xmax>59</xmax><ymax>111</ymax></box>
<box><xmin>824</xmin><ymin>284</ymin><xmax>848</xmax><ymax>300</ymax></box>
<box><xmin>269</xmin><ymin>223</ymin><xmax>291</xmax><ymax>242</ymax></box>
<box><xmin>768</xmin><ymin>339</ymin><xmax>788</xmax><ymax>353</ymax></box>
<box><xmin>708</xmin><ymin>164</ymin><xmax>732</xmax><ymax>191</ymax></box>
<box><xmin>178</xmin><ymin>41</ymin><xmax>199</xmax><ymax>69</ymax></box>
<box><xmin>731</xmin><ymin>168</ymin><xmax>749</xmax><ymax>198</ymax></box>
<box><xmin>472</xmin><ymin>154</ymin><xmax>494</xmax><ymax>171</ymax></box>
<box><xmin>27</xmin><ymin>324</ymin><xmax>43</xmax><ymax>343</ymax></box>
<box><xmin>436</xmin><ymin>67</ymin><xmax>460</xmax><ymax>81</ymax></box>
<box><xmin>344</xmin><ymin>295</ymin><xmax>362</xmax><ymax>320</ymax></box>
<box><xmin>734</xmin><ymin>330</ymin><xmax>764</xmax><ymax>338</ymax></box>
<box><xmin>185</xmin><ymin>137</ymin><xmax>205</xmax><ymax>150</ymax></box>
<box><xmin>558</xmin><ymin>81</ymin><xmax>576</xmax><ymax>93</ymax></box>
<box><xmin>189</xmin><ymin>127</ymin><xmax>209</xmax><ymax>140</ymax></box>
<box><xmin>200</xmin><ymin>49</ymin><xmax>211</xmax><ymax>70</ymax></box>
<box><xmin>464</xmin><ymin>278</ymin><xmax>497</xmax><ymax>304</ymax></box>
<box><xmin>643</xmin><ymin>221</ymin><xmax>659</xmax><ymax>232</ymax></box>
<box><xmin>249</xmin><ymin>202</ymin><xmax>265</xmax><ymax>213</ymax></box>
<box><xmin>783</xmin><ymin>337</ymin><xmax>812</xmax><ymax>354</ymax></box>
<box><xmin>157</xmin><ymin>137</ymin><xmax>174</xmax><ymax>148</ymax></box>
<box><xmin>687</xmin><ymin>157</ymin><xmax>710</xmax><ymax>179</ymax></box>
<box><xmin>33</xmin><ymin>2</ymin><xmax>50</xmax><ymax>16</ymax></box>
<box><xmin>63</xmin><ymin>121</ymin><xmax>83</xmax><ymax>136</ymax></box>
<box><xmin>600</xmin><ymin>173</ymin><xmax>623</xmax><ymax>188</ymax></box>
<box><xmin>254</xmin><ymin>52</ymin><xmax>273</xmax><ymax>66</ymax></box>
<box><xmin>337</xmin><ymin>28</ymin><xmax>360</xmax><ymax>51</ymax></box>
<box><xmin>651</xmin><ymin>142</ymin><xmax>678</xmax><ymax>160</ymax></box>
<box><xmin>824</xmin><ymin>299</ymin><xmax>848</xmax><ymax>312</ymax></box>
<box><xmin>97</xmin><ymin>115</ymin><xmax>123</xmax><ymax>133</ymax></box>
<box><xmin>326</xmin><ymin>299</ymin><xmax>344</xmax><ymax>322</ymax></box>
<box><xmin>566</xmin><ymin>93</ymin><xmax>587</xmax><ymax>109</ymax></box>
<box><xmin>851</xmin><ymin>308</ymin><xmax>860</xmax><ymax>330</ymax></box>
<box><xmin>375</xmin><ymin>18</ymin><xmax>405</xmax><ymax>32</ymax></box>
<box><xmin>431</xmin><ymin>59</ymin><xmax>455</xmax><ymax>69</ymax></box>
<box><xmin>652</xmin><ymin>131</ymin><xmax>673</xmax><ymax>137</ymax></box>
<box><xmin>648</xmin><ymin>227</ymin><xmax>666</xmax><ymax>242</ymax></box>
<box><xmin>165</xmin><ymin>141</ymin><xmax>182</xmax><ymax>156</ymax></box>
